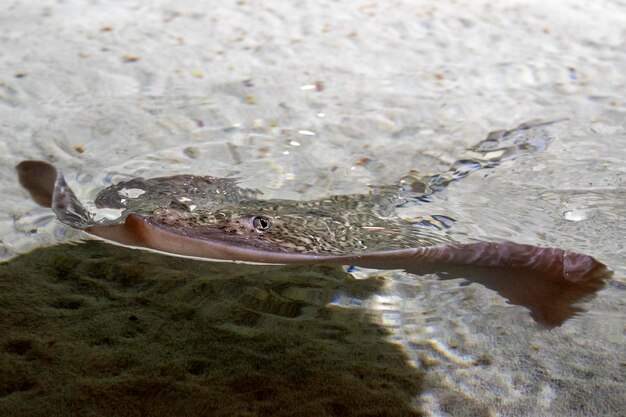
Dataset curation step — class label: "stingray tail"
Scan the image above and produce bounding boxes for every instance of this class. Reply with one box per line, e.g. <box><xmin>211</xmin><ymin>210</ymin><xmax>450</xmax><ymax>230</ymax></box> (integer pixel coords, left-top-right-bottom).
<box><xmin>17</xmin><ymin>160</ymin><xmax>92</xmax><ymax>229</ymax></box>
<box><xmin>400</xmin><ymin>119</ymin><xmax>567</xmax><ymax>197</ymax></box>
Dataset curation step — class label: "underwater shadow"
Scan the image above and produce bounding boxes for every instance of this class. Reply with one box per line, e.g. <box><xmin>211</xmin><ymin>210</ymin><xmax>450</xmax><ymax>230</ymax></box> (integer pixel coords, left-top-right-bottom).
<box><xmin>0</xmin><ymin>241</ymin><xmax>423</xmax><ymax>417</ymax></box>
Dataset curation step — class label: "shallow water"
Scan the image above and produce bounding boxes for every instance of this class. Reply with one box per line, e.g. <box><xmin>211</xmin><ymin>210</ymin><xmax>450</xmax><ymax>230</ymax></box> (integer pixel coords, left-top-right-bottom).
<box><xmin>1</xmin><ymin>0</ymin><xmax>625</xmax><ymax>416</ymax></box>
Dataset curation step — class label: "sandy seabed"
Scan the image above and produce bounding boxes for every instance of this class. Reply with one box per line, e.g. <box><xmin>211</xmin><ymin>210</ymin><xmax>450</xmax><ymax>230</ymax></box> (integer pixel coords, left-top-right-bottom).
<box><xmin>1</xmin><ymin>0</ymin><xmax>625</xmax><ymax>416</ymax></box>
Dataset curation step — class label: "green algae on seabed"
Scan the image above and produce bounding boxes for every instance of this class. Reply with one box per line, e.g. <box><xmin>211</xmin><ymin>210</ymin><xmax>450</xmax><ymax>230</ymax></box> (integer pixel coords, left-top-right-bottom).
<box><xmin>0</xmin><ymin>241</ymin><xmax>423</xmax><ymax>417</ymax></box>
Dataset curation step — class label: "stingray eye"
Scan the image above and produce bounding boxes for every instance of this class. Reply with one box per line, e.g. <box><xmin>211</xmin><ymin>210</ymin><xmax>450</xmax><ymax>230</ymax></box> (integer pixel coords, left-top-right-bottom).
<box><xmin>252</xmin><ymin>216</ymin><xmax>272</xmax><ymax>231</ymax></box>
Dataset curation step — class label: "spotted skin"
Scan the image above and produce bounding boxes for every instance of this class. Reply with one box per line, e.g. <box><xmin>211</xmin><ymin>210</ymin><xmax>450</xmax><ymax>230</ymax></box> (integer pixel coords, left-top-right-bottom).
<box><xmin>136</xmin><ymin>193</ymin><xmax>453</xmax><ymax>255</ymax></box>
<box><xmin>76</xmin><ymin>120</ymin><xmax>563</xmax><ymax>255</ymax></box>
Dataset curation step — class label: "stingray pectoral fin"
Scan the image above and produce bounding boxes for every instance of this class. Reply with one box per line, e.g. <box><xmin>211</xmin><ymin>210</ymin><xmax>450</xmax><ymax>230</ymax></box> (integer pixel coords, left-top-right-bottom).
<box><xmin>351</xmin><ymin>242</ymin><xmax>611</xmax><ymax>327</ymax></box>
<box><xmin>86</xmin><ymin>214</ymin><xmax>233</xmax><ymax>260</ymax></box>
<box><xmin>51</xmin><ymin>172</ymin><xmax>92</xmax><ymax>227</ymax></box>
<box><xmin>85</xmin><ymin>214</ymin><xmax>334</xmax><ymax>264</ymax></box>
<box><xmin>16</xmin><ymin>160</ymin><xmax>58</xmax><ymax>207</ymax></box>
<box><xmin>85</xmin><ymin>216</ymin><xmax>147</xmax><ymax>248</ymax></box>
<box><xmin>17</xmin><ymin>160</ymin><xmax>92</xmax><ymax>228</ymax></box>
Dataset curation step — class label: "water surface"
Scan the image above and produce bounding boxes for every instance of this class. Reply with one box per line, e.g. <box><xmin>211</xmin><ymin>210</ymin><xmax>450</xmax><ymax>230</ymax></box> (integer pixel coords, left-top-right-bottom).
<box><xmin>1</xmin><ymin>1</ymin><xmax>624</xmax><ymax>416</ymax></box>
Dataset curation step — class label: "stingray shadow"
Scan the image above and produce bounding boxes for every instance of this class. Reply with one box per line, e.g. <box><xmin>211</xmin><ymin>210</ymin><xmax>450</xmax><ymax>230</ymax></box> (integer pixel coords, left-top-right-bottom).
<box><xmin>1</xmin><ymin>241</ymin><xmax>424</xmax><ymax>417</ymax></box>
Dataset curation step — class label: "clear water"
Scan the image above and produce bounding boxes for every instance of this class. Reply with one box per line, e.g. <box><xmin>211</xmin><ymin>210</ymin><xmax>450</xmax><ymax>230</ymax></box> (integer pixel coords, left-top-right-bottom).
<box><xmin>1</xmin><ymin>0</ymin><xmax>624</xmax><ymax>415</ymax></box>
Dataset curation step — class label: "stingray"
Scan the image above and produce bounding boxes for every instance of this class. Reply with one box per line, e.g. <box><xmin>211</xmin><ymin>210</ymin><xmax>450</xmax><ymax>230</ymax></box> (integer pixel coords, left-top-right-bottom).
<box><xmin>16</xmin><ymin>121</ymin><xmax>611</xmax><ymax>327</ymax></box>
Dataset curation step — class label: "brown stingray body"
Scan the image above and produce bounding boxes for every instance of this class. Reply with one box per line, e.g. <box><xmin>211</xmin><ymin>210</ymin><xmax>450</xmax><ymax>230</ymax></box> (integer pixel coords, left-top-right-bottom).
<box><xmin>15</xmin><ymin>122</ymin><xmax>612</xmax><ymax>327</ymax></box>
<box><xmin>80</xmin><ymin>212</ymin><xmax>608</xmax><ymax>327</ymax></box>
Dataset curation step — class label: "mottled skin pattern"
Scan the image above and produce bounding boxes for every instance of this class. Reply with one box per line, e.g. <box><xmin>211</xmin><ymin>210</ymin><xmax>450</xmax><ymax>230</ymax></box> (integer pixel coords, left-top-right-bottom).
<box><xmin>95</xmin><ymin>171</ymin><xmax>454</xmax><ymax>254</ymax></box>
<box><xmin>122</xmin><ymin>191</ymin><xmax>453</xmax><ymax>255</ymax></box>
<box><xmin>84</xmin><ymin>120</ymin><xmax>562</xmax><ymax>255</ymax></box>
<box><xmin>94</xmin><ymin>175</ymin><xmax>261</xmax><ymax>215</ymax></box>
